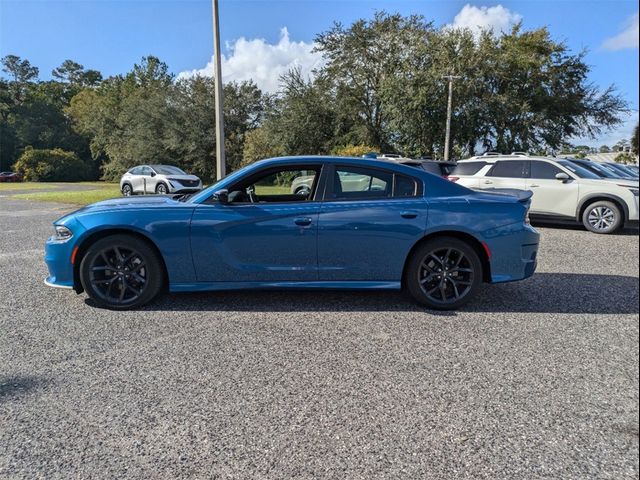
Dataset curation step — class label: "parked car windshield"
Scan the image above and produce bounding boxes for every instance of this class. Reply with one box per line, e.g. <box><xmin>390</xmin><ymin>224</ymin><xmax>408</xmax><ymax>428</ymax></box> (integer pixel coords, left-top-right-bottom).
<box><xmin>557</xmin><ymin>160</ymin><xmax>601</xmax><ymax>179</ymax></box>
<box><xmin>151</xmin><ymin>165</ymin><xmax>187</xmax><ymax>175</ymax></box>
<box><xmin>579</xmin><ymin>161</ymin><xmax>619</xmax><ymax>178</ymax></box>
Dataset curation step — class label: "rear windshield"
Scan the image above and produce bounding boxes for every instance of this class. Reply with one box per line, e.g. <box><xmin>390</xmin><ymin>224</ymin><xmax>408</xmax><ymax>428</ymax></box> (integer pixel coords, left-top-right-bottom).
<box><xmin>557</xmin><ymin>161</ymin><xmax>600</xmax><ymax>179</ymax></box>
<box><xmin>450</xmin><ymin>161</ymin><xmax>487</xmax><ymax>176</ymax></box>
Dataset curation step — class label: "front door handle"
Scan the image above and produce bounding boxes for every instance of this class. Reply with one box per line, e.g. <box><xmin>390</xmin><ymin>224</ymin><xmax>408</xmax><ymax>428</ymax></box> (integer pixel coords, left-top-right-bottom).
<box><xmin>529</xmin><ymin>184</ymin><xmax>540</xmax><ymax>187</ymax></box>
<box><xmin>294</xmin><ymin>217</ymin><xmax>312</xmax><ymax>226</ymax></box>
<box><xmin>400</xmin><ymin>211</ymin><xmax>418</xmax><ymax>219</ymax></box>
<box><xmin>484</xmin><ymin>180</ymin><xmax>493</xmax><ymax>184</ymax></box>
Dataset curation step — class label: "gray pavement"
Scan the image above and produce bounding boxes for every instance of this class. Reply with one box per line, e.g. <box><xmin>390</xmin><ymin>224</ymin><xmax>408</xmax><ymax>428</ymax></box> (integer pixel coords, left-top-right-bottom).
<box><xmin>0</xmin><ymin>197</ymin><xmax>638</xmax><ymax>479</ymax></box>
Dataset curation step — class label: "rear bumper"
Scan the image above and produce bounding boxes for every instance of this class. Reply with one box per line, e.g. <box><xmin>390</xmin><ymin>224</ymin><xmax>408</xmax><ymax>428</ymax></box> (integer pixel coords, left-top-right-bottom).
<box><xmin>484</xmin><ymin>223</ymin><xmax>539</xmax><ymax>283</ymax></box>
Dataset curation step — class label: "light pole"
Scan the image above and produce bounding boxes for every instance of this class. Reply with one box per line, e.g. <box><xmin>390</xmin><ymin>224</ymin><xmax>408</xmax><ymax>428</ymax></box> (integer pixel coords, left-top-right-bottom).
<box><xmin>212</xmin><ymin>0</ymin><xmax>226</xmax><ymax>179</ymax></box>
<box><xmin>442</xmin><ymin>74</ymin><xmax>461</xmax><ymax>161</ymax></box>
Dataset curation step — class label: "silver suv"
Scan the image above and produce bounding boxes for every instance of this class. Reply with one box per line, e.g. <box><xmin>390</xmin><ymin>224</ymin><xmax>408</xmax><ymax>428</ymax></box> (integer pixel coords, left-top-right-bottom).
<box><xmin>120</xmin><ymin>165</ymin><xmax>202</xmax><ymax>196</ymax></box>
<box><xmin>449</xmin><ymin>154</ymin><xmax>639</xmax><ymax>234</ymax></box>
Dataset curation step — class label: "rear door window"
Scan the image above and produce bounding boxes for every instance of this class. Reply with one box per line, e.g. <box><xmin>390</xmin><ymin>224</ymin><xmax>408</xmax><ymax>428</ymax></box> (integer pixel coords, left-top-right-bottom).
<box><xmin>487</xmin><ymin>161</ymin><xmax>527</xmax><ymax>178</ymax></box>
<box><xmin>451</xmin><ymin>161</ymin><xmax>487</xmax><ymax>176</ymax></box>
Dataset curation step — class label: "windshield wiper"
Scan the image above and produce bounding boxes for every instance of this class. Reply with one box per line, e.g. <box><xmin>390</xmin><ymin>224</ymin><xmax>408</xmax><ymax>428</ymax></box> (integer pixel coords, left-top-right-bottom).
<box><xmin>172</xmin><ymin>193</ymin><xmax>193</xmax><ymax>202</ymax></box>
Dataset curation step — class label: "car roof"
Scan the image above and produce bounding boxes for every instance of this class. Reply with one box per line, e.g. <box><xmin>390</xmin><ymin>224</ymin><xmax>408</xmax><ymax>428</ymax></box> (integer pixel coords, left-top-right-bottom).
<box><xmin>458</xmin><ymin>154</ymin><xmax>558</xmax><ymax>164</ymax></box>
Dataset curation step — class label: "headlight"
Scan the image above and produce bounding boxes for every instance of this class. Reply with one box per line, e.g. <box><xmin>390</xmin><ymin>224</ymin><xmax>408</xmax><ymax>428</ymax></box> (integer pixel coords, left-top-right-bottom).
<box><xmin>629</xmin><ymin>188</ymin><xmax>639</xmax><ymax>197</ymax></box>
<box><xmin>54</xmin><ymin>225</ymin><xmax>73</xmax><ymax>241</ymax></box>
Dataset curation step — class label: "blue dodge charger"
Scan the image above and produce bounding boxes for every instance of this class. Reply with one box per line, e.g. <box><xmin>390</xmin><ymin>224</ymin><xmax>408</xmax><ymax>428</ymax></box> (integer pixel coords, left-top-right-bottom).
<box><xmin>45</xmin><ymin>156</ymin><xmax>539</xmax><ymax>310</ymax></box>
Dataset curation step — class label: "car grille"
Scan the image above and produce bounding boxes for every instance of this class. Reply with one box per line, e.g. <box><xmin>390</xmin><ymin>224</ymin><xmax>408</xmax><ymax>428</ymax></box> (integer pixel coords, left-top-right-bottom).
<box><xmin>178</xmin><ymin>180</ymin><xmax>200</xmax><ymax>187</ymax></box>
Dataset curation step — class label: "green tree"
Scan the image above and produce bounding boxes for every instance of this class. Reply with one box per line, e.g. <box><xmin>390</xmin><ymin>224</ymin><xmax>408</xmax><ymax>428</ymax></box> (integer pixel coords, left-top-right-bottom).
<box><xmin>315</xmin><ymin>12</ymin><xmax>432</xmax><ymax>150</ymax></box>
<box><xmin>631</xmin><ymin>123</ymin><xmax>638</xmax><ymax>155</ymax></box>
<box><xmin>242</xmin><ymin>126</ymin><xmax>284</xmax><ymax>166</ymax></box>
<box><xmin>13</xmin><ymin>147</ymin><xmax>87</xmax><ymax>181</ymax></box>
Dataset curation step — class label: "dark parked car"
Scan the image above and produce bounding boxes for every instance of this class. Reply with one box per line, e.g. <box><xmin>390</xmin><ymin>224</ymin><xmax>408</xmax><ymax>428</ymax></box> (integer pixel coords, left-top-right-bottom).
<box><xmin>0</xmin><ymin>171</ymin><xmax>23</xmax><ymax>182</ymax></box>
<box><xmin>381</xmin><ymin>158</ymin><xmax>457</xmax><ymax>177</ymax></box>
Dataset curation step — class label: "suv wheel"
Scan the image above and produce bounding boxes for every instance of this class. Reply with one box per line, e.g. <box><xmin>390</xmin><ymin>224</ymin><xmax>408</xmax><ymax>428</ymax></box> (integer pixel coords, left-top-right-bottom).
<box><xmin>80</xmin><ymin>234</ymin><xmax>164</xmax><ymax>309</ymax></box>
<box><xmin>155</xmin><ymin>183</ymin><xmax>168</xmax><ymax>195</ymax></box>
<box><xmin>122</xmin><ymin>183</ymin><xmax>133</xmax><ymax>196</ymax></box>
<box><xmin>406</xmin><ymin>237</ymin><xmax>482</xmax><ymax>310</ymax></box>
<box><xmin>582</xmin><ymin>201</ymin><xmax>622</xmax><ymax>234</ymax></box>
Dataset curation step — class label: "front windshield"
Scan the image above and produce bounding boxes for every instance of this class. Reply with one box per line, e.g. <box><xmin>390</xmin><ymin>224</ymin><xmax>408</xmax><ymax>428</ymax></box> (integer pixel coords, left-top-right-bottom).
<box><xmin>579</xmin><ymin>161</ymin><xmax>617</xmax><ymax>178</ymax></box>
<box><xmin>558</xmin><ymin>160</ymin><xmax>601</xmax><ymax>179</ymax></box>
<box><xmin>152</xmin><ymin>165</ymin><xmax>186</xmax><ymax>175</ymax></box>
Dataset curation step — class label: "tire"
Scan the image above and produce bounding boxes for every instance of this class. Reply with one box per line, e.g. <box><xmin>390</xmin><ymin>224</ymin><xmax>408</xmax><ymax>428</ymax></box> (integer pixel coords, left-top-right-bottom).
<box><xmin>155</xmin><ymin>182</ymin><xmax>168</xmax><ymax>195</ymax></box>
<box><xmin>121</xmin><ymin>183</ymin><xmax>133</xmax><ymax>196</ymax></box>
<box><xmin>79</xmin><ymin>234</ymin><xmax>164</xmax><ymax>310</ymax></box>
<box><xmin>405</xmin><ymin>237</ymin><xmax>482</xmax><ymax>310</ymax></box>
<box><xmin>582</xmin><ymin>201</ymin><xmax>622</xmax><ymax>234</ymax></box>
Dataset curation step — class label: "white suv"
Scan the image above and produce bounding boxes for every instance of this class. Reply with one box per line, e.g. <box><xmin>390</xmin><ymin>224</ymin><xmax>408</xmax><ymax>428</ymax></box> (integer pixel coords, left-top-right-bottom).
<box><xmin>449</xmin><ymin>154</ymin><xmax>639</xmax><ymax>234</ymax></box>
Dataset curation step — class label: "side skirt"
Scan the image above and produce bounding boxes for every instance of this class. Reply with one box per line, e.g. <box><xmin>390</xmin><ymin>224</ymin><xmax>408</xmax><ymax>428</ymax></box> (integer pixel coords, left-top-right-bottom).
<box><xmin>169</xmin><ymin>280</ymin><xmax>402</xmax><ymax>293</ymax></box>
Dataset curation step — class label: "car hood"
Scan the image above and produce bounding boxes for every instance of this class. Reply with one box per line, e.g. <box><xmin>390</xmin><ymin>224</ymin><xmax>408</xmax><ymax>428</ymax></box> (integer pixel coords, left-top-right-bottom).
<box><xmin>162</xmin><ymin>174</ymin><xmax>201</xmax><ymax>182</ymax></box>
<box><xmin>54</xmin><ymin>195</ymin><xmax>194</xmax><ymax>226</ymax></box>
<box><xmin>579</xmin><ymin>178</ymin><xmax>638</xmax><ymax>188</ymax></box>
<box><xmin>600</xmin><ymin>178</ymin><xmax>639</xmax><ymax>187</ymax></box>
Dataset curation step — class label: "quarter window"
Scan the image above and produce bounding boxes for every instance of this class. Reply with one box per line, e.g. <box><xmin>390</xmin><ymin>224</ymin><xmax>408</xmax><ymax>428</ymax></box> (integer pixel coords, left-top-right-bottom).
<box><xmin>487</xmin><ymin>161</ymin><xmax>527</xmax><ymax>178</ymax></box>
<box><xmin>394</xmin><ymin>175</ymin><xmax>417</xmax><ymax>197</ymax></box>
<box><xmin>530</xmin><ymin>161</ymin><xmax>562</xmax><ymax>179</ymax></box>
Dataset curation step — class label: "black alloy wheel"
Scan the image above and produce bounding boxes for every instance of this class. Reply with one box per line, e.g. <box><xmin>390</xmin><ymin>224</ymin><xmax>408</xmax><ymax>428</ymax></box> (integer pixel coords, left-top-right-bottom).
<box><xmin>406</xmin><ymin>237</ymin><xmax>482</xmax><ymax>310</ymax></box>
<box><xmin>80</xmin><ymin>234</ymin><xmax>163</xmax><ymax>309</ymax></box>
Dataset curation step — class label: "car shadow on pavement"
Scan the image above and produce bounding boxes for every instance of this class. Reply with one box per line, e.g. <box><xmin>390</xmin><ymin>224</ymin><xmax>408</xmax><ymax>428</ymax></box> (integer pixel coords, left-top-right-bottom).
<box><xmin>133</xmin><ymin>272</ymin><xmax>639</xmax><ymax>315</ymax></box>
<box><xmin>0</xmin><ymin>376</ymin><xmax>49</xmax><ymax>401</ymax></box>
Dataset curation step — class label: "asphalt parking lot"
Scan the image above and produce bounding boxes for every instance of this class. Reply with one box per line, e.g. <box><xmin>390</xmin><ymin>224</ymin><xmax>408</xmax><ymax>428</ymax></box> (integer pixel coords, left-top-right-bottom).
<box><xmin>0</xmin><ymin>195</ymin><xmax>638</xmax><ymax>479</ymax></box>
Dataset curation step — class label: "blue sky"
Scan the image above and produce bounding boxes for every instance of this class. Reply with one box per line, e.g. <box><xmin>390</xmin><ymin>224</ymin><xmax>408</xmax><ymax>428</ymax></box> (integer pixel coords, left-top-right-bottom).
<box><xmin>1</xmin><ymin>0</ymin><xmax>638</xmax><ymax>146</ymax></box>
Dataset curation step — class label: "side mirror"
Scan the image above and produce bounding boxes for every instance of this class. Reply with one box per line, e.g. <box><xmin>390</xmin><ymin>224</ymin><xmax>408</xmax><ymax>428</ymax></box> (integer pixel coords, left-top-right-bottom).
<box><xmin>555</xmin><ymin>172</ymin><xmax>570</xmax><ymax>182</ymax></box>
<box><xmin>150</xmin><ymin>171</ymin><xmax>156</xmax><ymax>177</ymax></box>
<box><xmin>213</xmin><ymin>189</ymin><xmax>229</xmax><ymax>204</ymax></box>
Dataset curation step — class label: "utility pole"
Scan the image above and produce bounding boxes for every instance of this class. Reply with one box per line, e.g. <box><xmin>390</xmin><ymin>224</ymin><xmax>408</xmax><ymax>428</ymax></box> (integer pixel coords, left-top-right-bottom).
<box><xmin>212</xmin><ymin>0</ymin><xmax>226</xmax><ymax>179</ymax></box>
<box><xmin>442</xmin><ymin>75</ymin><xmax>461</xmax><ymax>161</ymax></box>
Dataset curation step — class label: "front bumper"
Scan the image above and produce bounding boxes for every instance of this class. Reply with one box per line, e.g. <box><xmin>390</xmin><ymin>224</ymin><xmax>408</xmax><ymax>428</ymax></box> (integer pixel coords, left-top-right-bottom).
<box><xmin>44</xmin><ymin>235</ymin><xmax>77</xmax><ymax>289</ymax></box>
<box><xmin>484</xmin><ymin>223</ymin><xmax>539</xmax><ymax>283</ymax></box>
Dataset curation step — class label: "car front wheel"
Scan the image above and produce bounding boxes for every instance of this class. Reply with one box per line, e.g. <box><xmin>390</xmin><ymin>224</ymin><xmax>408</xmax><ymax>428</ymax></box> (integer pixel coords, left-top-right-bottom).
<box><xmin>79</xmin><ymin>234</ymin><xmax>164</xmax><ymax>310</ymax></box>
<box><xmin>582</xmin><ymin>201</ymin><xmax>622</xmax><ymax>234</ymax></box>
<box><xmin>156</xmin><ymin>183</ymin><xmax>168</xmax><ymax>195</ymax></box>
<box><xmin>406</xmin><ymin>237</ymin><xmax>482</xmax><ymax>310</ymax></box>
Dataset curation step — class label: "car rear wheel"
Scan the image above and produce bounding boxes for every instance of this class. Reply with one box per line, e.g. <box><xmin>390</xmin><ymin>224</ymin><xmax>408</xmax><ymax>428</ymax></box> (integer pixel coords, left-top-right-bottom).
<box><xmin>79</xmin><ymin>234</ymin><xmax>164</xmax><ymax>310</ymax></box>
<box><xmin>406</xmin><ymin>237</ymin><xmax>482</xmax><ymax>310</ymax></box>
<box><xmin>122</xmin><ymin>183</ymin><xmax>133</xmax><ymax>196</ymax></box>
<box><xmin>582</xmin><ymin>201</ymin><xmax>622</xmax><ymax>234</ymax></box>
<box><xmin>155</xmin><ymin>183</ymin><xmax>168</xmax><ymax>195</ymax></box>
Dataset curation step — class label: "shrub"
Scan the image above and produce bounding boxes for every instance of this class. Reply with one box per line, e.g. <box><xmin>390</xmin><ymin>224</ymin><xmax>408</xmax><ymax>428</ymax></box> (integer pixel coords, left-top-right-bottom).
<box><xmin>331</xmin><ymin>144</ymin><xmax>379</xmax><ymax>157</ymax></box>
<box><xmin>14</xmin><ymin>147</ymin><xmax>87</xmax><ymax>181</ymax></box>
<box><xmin>613</xmin><ymin>152</ymin><xmax>636</xmax><ymax>165</ymax></box>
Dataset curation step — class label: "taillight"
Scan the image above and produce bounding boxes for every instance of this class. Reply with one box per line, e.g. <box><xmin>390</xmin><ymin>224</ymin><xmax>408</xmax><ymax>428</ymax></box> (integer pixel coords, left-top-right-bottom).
<box><xmin>446</xmin><ymin>176</ymin><xmax>459</xmax><ymax>182</ymax></box>
<box><xmin>524</xmin><ymin>208</ymin><xmax>531</xmax><ymax>225</ymax></box>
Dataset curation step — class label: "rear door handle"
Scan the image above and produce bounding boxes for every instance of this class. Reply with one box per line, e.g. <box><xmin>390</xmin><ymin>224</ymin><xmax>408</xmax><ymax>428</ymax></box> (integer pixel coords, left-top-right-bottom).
<box><xmin>400</xmin><ymin>211</ymin><xmax>418</xmax><ymax>219</ymax></box>
<box><xmin>294</xmin><ymin>217</ymin><xmax>312</xmax><ymax>226</ymax></box>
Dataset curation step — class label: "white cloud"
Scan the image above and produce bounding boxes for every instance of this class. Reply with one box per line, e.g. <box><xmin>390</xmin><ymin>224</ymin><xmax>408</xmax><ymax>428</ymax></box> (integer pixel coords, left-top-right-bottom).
<box><xmin>601</xmin><ymin>12</ymin><xmax>639</xmax><ymax>51</ymax></box>
<box><xmin>447</xmin><ymin>4</ymin><xmax>522</xmax><ymax>36</ymax></box>
<box><xmin>178</xmin><ymin>27</ymin><xmax>324</xmax><ymax>93</ymax></box>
